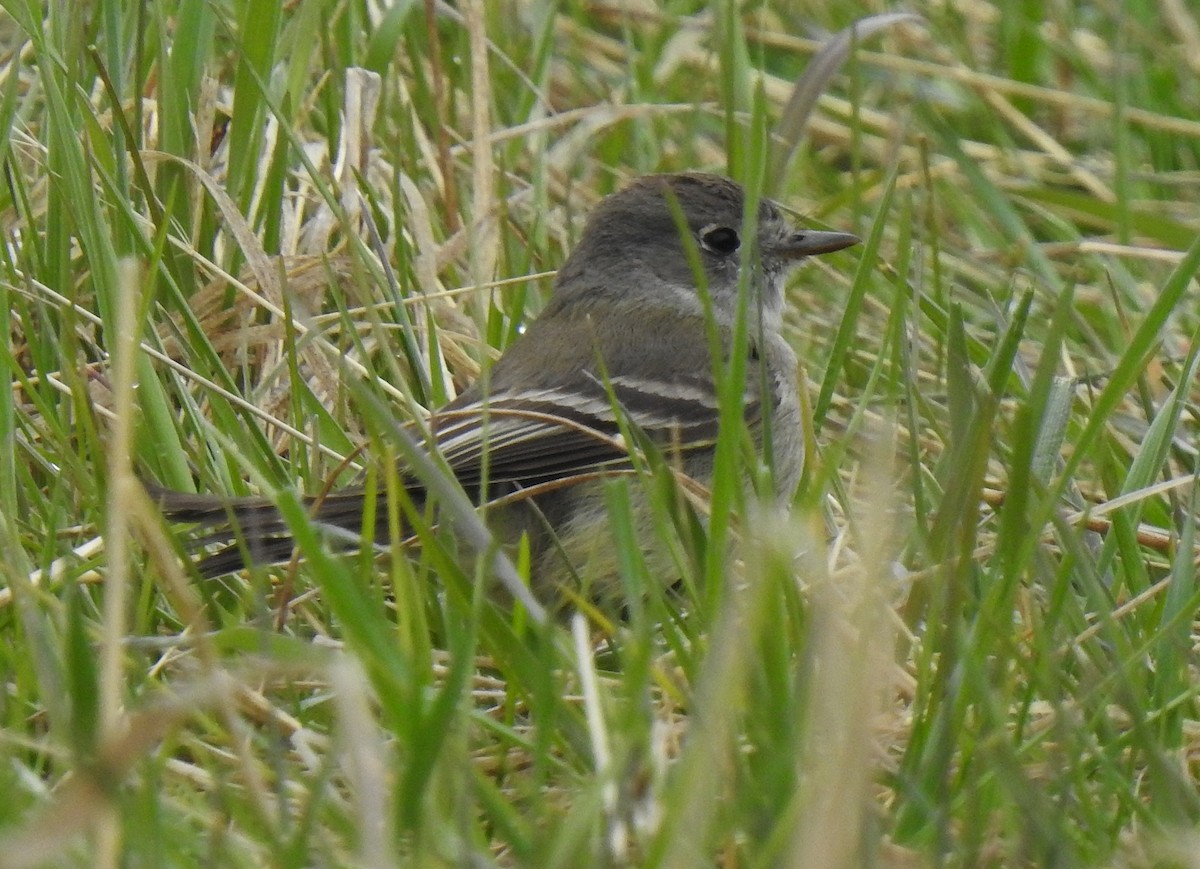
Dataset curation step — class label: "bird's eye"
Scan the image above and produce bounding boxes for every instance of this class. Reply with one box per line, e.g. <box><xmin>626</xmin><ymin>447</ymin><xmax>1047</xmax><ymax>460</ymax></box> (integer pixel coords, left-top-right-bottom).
<box><xmin>699</xmin><ymin>225</ymin><xmax>740</xmax><ymax>255</ymax></box>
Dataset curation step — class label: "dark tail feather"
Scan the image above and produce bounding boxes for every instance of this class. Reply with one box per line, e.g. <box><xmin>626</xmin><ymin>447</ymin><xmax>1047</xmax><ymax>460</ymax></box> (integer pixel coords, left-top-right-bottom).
<box><xmin>193</xmin><ymin>536</ymin><xmax>304</xmax><ymax>577</ymax></box>
<box><xmin>146</xmin><ymin>483</ymin><xmax>405</xmax><ymax>578</ymax></box>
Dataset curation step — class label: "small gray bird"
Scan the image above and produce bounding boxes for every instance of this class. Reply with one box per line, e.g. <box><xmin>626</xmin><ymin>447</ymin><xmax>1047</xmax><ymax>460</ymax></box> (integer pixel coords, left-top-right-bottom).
<box><xmin>153</xmin><ymin>173</ymin><xmax>859</xmax><ymax>612</ymax></box>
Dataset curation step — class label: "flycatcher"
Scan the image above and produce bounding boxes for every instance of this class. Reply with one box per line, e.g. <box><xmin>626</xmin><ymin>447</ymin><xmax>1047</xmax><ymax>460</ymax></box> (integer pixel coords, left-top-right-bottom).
<box><xmin>153</xmin><ymin>173</ymin><xmax>859</xmax><ymax>613</ymax></box>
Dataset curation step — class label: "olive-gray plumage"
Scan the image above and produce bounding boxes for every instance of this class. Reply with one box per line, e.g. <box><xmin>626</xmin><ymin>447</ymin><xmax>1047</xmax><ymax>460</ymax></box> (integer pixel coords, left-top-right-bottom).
<box><xmin>153</xmin><ymin>173</ymin><xmax>859</xmax><ymax>612</ymax></box>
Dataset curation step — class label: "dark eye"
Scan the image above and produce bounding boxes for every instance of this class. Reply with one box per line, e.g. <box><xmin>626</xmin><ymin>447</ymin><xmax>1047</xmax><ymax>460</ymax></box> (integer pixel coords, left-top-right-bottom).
<box><xmin>699</xmin><ymin>225</ymin><xmax>740</xmax><ymax>255</ymax></box>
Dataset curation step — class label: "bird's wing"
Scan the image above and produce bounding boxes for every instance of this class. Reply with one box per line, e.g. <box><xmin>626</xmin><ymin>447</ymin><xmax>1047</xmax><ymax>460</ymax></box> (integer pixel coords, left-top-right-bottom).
<box><xmin>430</xmin><ymin>371</ymin><xmax>759</xmax><ymax>491</ymax></box>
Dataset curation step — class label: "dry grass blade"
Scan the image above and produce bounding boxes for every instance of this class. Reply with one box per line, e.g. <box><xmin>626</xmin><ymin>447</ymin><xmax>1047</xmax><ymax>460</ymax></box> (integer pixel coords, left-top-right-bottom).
<box><xmin>768</xmin><ymin>12</ymin><xmax>925</xmax><ymax>194</ymax></box>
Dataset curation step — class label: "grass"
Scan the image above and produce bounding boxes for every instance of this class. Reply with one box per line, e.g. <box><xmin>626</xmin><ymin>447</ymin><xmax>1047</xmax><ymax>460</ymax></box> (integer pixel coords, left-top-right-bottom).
<box><xmin>2</xmin><ymin>0</ymin><xmax>1200</xmax><ymax>865</ymax></box>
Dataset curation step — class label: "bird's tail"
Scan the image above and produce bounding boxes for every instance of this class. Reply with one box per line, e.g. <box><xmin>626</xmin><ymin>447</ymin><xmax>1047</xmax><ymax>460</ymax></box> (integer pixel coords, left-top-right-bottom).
<box><xmin>146</xmin><ymin>483</ymin><xmax>403</xmax><ymax>578</ymax></box>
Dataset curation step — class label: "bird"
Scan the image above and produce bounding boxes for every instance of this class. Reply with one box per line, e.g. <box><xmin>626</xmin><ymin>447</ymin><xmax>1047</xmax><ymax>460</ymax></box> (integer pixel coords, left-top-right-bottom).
<box><xmin>151</xmin><ymin>172</ymin><xmax>859</xmax><ymax>615</ymax></box>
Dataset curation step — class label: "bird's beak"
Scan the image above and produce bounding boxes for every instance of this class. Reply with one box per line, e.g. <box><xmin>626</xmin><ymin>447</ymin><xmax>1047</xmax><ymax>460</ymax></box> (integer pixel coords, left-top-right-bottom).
<box><xmin>777</xmin><ymin>230</ymin><xmax>861</xmax><ymax>259</ymax></box>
